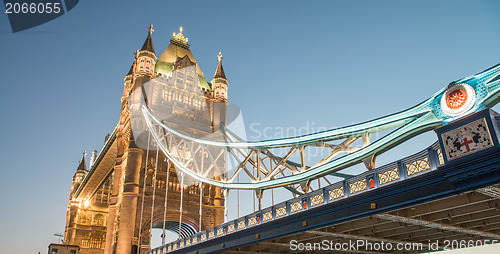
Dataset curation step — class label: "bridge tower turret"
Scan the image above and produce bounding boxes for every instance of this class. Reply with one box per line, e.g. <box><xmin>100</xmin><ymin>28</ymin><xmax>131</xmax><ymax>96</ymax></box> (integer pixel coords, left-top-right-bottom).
<box><xmin>64</xmin><ymin>25</ymin><xmax>227</xmax><ymax>254</ymax></box>
<box><xmin>70</xmin><ymin>152</ymin><xmax>87</xmax><ymax>197</ymax></box>
<box><xmin>105</xmin><ymin>24</ymin><xmax>157</xmax><ymax>254</ymax></box>
<box><xmin>64</xmin><ymin>152</ymin><xmax>87</xmax><ymax>245</ymax></box>
<box><xmin>211</xmin><ymin>52</ymin><xmax>229</xmax><ymax>132</ymax></box>
<box><xmin>212</xmin><ymin>52</ymin><xmax>228</xmax><ymax>101</ymax></box>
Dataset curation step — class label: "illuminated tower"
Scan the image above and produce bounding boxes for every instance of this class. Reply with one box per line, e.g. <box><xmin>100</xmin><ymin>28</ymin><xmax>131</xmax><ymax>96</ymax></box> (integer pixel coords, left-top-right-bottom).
<box><xmin>64</xmin><ymin>152</ymin><xmax>87</xmax><ymax>244</ymax></box>
<box><xmin>64</xmin><ymin>25</ymin><xmax>228</xmax><ymax>254</ymax></box>
<box><xmin>212</xmin><ymin>52</ymin><xmax>228</xmax><ymax>101</ymax></box>
<box><xmin>106</xmin><ymin>26</ymin><xmax>226</xmax><ymax>254</ymax></box>
<box><xmin>71</xmin><ymin>152</ymin><xmax>88</xmax><ymax>196</ymax></box>
<box><xmin>105</xmin><ymin>24</ymin><xmax>157</xmax><ymax>254</ymax></box>
<box><xmin>211</xmin><ymin>52</ymin><xmax>229</xmax><ymax>132</ymax></box>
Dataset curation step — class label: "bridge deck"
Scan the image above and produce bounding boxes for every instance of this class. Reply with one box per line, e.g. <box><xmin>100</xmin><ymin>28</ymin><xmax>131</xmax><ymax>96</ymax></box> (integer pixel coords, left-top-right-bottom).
<box><xmin>144</xmin><ymin>145</ymin><xmax>500</xmax><ymax>253</ymax></box>
<box><xmin>221</xmin><ymin>183</ymin><xmax>500</xmax><ymax>253</ymax></box>
<box><xmin>146</xmin><ymin>110</ymin><xmax>500</xmax><ymax>254</ymax></box>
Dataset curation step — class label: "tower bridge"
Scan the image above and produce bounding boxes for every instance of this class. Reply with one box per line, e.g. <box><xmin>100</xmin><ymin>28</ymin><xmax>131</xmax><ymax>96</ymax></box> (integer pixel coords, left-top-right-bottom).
<box><xmin>62</xmin><ymin>24</ymin><xmax>500</xmax><ymax>254</ymax></box>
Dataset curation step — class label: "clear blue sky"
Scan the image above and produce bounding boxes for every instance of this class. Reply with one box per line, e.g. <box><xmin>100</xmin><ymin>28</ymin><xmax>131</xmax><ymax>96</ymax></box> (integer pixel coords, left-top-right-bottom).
<box><xmin>1</xmin><ymin>1</ymin><xmax>500</xmax><ymax>253</ymax></box>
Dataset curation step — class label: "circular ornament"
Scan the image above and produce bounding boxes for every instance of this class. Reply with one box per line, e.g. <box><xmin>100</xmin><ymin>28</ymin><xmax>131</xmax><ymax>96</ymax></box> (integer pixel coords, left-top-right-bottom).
<box><xmin>440</xmin><ymin>83</ymin><xmax>476</xmax><ymax>116</ymax></box>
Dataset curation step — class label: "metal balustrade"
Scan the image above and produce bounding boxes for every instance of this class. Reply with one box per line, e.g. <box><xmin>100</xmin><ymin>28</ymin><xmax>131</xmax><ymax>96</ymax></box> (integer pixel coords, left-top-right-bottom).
<box><xmin>144</xmin><ymin>141</ymin><xmax>444</xmax><ymax>254</ymax></box>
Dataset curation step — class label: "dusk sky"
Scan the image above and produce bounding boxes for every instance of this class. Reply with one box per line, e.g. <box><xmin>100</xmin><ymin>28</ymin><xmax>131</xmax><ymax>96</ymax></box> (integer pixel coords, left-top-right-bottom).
<box><xmin>1</xmin><ymin>1</ymin><xmax>500</xmax><ymax>253</ymax></box>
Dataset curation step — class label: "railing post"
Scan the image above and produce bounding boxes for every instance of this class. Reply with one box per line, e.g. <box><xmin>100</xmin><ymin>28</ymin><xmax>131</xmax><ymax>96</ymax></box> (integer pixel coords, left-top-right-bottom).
<box><xmin>343</xmin><ymin>180</ymin><xmax>350</xmax><ymax>198</ymax></box>
<box><xmin>398</xmin><ymin>160</ymin><xmax>407</xmax><ymax>180</ymax></box>
<box><xmin>427</xmin><ymin>148</ymin><xmax>439</xmax><ymax>170</ymax></box>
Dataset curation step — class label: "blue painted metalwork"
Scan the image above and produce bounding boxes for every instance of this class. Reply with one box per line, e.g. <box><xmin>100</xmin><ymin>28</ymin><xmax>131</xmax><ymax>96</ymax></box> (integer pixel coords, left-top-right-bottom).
<box><xmin>141</xmin><ymin>63</ymin><xmax>500</xmax><ymax>190</ymax></box>
<box><xmin>143</xmin><ymin>107</ymin><xmax>500</xmax><ymax>254</ymax></box>
<box><xmin>145</xmin><ymin>118</ymin><xmax>500</xmax><ymax>254</ymax></box>
<box><xmin>144</xmin><ymin>141</ymin><xmax>440</xmax><ymax>253</ymax></box>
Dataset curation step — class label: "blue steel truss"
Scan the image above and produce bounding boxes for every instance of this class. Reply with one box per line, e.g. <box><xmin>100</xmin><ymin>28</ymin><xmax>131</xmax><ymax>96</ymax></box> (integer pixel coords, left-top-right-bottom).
<box><xmin>145</xmin><ymin>110</ymin><xmax>500</xmax><ymax>254</ymax></box>
<box><xmin>139</xmin><ymin>63</ymin><xmax>500</xmax><ymax>191</ymax></box>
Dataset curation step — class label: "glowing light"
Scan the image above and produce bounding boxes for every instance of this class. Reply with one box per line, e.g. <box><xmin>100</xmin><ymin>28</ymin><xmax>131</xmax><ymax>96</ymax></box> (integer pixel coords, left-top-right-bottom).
<box><xmin>84</xmin><ymin>200</ymin><xmax>90</xmax><ymax>208</ymax></box>
<box><xmin>446</xmin><ymin>89</ymin><xmax>468</xmax><ymax>110</ymax></box>
<box><xmin>440</xmin><ymin>83</ymin><xmax>476</xmax><ymax>117</ymax></box>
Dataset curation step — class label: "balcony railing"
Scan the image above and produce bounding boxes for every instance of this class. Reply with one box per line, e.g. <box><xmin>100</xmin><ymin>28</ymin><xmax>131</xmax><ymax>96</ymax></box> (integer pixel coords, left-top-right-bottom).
<box><xmin>145</xmin><ymin>141</ymin><xmax>443</xmax><ymax>254</ymax></box>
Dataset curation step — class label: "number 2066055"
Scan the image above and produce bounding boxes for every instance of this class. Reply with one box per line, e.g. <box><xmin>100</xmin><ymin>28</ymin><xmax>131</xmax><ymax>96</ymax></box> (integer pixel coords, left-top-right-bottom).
<box><xmin>5</xmin><ymin>2</ymin><xmax>61</xmax><ymax>14</ymax></box>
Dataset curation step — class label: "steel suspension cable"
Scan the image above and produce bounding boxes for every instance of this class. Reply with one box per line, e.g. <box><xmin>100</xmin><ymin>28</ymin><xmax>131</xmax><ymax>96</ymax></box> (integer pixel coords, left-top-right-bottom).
<box><xmin>237</xmin><ymin>173</ymin><xmax>239</xmax><ymax>218</ymax></box>
<box><xmin>252</xmin><ymin>154</ymin><xmax>255</xmax><ymax>213</ymax></box>
<box><xmin>224</xmin><ymin>190</ymin><xmax>228</xmax><ymax>223</ymax></box>
<box><xmin>198</xmin><ymin>182</ymin><xmax>202</xmax><ymax>232</ymax></box>
<box><xmin>178</xmin><ymin>172</ymin><xmax>185</xmax><ymax>239</ymax></box>
<box><xmin>137</xmin><ymin>131</ymin><xmax>151</xmax><ymax>254</ymax></box>
<box><xmin>162</xmin><ymin>160</ymin><xmax>170</xmax><ymax>245</ymax></box>
<box><xmin>149</xmin><ymin>145</ymin><xmax>159</xmax><ymax>248</ymax></box>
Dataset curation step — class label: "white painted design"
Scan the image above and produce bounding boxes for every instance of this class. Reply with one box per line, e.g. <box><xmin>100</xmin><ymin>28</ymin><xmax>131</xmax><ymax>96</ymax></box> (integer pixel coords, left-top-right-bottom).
<box><xmin>441</xmin><ymin>118</ymin><xmax>493</xmax><ymax>160</ymax></box>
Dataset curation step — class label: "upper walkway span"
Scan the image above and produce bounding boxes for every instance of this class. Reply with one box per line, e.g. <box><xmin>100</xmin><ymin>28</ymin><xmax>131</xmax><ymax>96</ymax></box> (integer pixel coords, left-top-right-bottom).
<box><xmin>145</xmin><ymin>109</ymin><xmax>500</xmax><ymax>253</ymax></box>
<box><xmin>137</xmin><ymin>63</ymin><xmax>500</xmax><ymax>191</ymax></box>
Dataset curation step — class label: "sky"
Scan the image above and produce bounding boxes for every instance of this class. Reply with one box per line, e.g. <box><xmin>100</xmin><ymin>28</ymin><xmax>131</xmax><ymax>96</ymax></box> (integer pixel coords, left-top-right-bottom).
<box><xmin>1</xmin><ymin>0</ymin><xmax>500</xmax><ymax>253</ymax></box>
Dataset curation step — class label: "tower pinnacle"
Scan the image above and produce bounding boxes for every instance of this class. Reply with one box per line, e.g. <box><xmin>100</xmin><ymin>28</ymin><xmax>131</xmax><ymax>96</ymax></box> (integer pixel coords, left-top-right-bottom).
<box><xmin>140</xmin><ymin>24</ymin><xmax>155</xmax><ymax>53</ymax></box>
<box><xmin>76</xmin><ymin>151</ymin><xmax>87</xmax><ymax>172</ymax></box>
<box><xmin>213</xmin><ymin>52</ymin><xmax>226</xmax><ymax>80</ymax></box>
<box><xmin>172</xmin><ymin>26</ymin><xmax>189</xmax><ymax>44</ymax></box>
<box><xmin>212</xmin><ymin>51</ymin><xmax>228</xmax><ymax>101</ymax></box>
<box><xmin>147</xmin><ymin>24</ymin><xmax>154</xmax><ymax>35</ymax></box>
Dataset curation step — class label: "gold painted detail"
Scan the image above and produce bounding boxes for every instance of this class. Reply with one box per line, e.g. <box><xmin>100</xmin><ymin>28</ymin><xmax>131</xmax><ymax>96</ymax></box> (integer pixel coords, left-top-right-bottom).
<box><xmin>406</xmin><ymin>157</ymin><xmax>430</xmax><ymax>176</ymax></box>
<box><xmin>290</xmin><ymin>201</ymin><xmax>302</xmax><ymax>213</ymax></box>
<box><xmin>237</xmin><ymin>220</ymin><xmax>245</xmax><ymax>230</ymax></box>
<box><xmin>378</xmin><ymin>168</ymin><xmax>400</xmax><ymax>185</ymax></box>
<box><xmin>186</xmin><ymin>239</ymin><xmax>190</xmax><ymax>246</ymax></box>
<box><xmin>276</xmin><ymin>207</ymin><xmax>287</xmax><ymax>218</ymax></box>
<box><xmin>208</xmin><ymin>231</ymin><xmax>215</xmax><ymax>239</ymax></box>
<box><xmin>437</xmin><ymin>149</ymin><xmax>445</xmax><ymax>165</ymax></box>
<box><xmin>228</xmin><ymin>223</ymin><xmax>235</xmax><ymax>233</ymax></box>
<box><xmin>217</xmin><ymin>228</ymin><xmax>224</xmax><ymax>236</ymax></box>
<box><xmin>310</xmin><ymin>193</ymin><xmax>324</xmax><ymax>207</ymax></box>
<box><xmin>192</xmin><ymin>237</ymin><xmax>197</xmax><ymax>244</ymax></box>
<box><xmin>173</xmin><ymin>243</ymin><xmax>177</xmax><ymax>250</ymax></box>
<box><xmin>350</xmin><ymin>179</ymin><xmax>367</xmax><ymax>194</ymax></box>
<box><xmin>168</xmin><ymin>245</ymin><xmax>171</xmax><ymax>251</ymax></box>
<box><xmin>248</xmin><ymin>217</ymin><xmax>257</xmax><ymax>226</ymax></box>
<box><xmin>200</xmin><ymin>234</ymin><xmax>206</xmax><ymax>241</ymax></box>
<box><xmin>172</xmin><ymin>26</ymin><xmax>189</xmax><ymax>44</ymax></box>
<box><xmin>329</xmin><ymin>187</ymin><xmax>344</xmax><ymax>200</ymax></box>
<box><xmin>263</xmin><ymin>211</ymin><xmax>273</xmax><ymax>221</ymax></box>
<box><xmin>180</xmin><ymin>241</ymin><xmax>184</xmax><ymax>248</ymax></box>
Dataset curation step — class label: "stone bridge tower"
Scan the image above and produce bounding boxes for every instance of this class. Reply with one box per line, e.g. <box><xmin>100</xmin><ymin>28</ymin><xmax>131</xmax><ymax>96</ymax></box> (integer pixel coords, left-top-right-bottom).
<box><xmin>64</xmin><ymin>25</ymin><xmax>227</xmax><ymax>254</ymax></box>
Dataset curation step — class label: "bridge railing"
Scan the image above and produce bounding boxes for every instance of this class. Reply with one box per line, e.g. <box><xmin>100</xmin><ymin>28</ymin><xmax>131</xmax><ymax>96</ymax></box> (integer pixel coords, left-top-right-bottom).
<box><xmin>145</xmin><ymin>141</ymin><xmax>444</xmax><ymax>254</ymax></box>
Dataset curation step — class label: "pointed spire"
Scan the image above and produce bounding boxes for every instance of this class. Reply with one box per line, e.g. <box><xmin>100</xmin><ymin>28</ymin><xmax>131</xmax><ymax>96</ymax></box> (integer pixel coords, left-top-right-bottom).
<box><xmin>213</xmin><ymin>52</ymin><xmax>226</xmax><ymax>80</ymax></box>
<box><xmin>77</xmin><ymin>151</ymin><xmax>87</xmax><ymax>172</ymax></box>
<box><xmin>141</xmin><ymin>24</ymin><xmax>155</xmax><ymax>53</ymax></box>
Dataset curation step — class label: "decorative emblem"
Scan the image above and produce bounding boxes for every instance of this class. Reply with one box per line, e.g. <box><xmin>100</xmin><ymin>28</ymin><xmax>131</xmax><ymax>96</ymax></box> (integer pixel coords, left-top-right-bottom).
<box><xmin>405</xmin><ymin>157</ymin><xmax>430</xmax><ymax>176</ymax></box>
<box><xmin>172</xmin><ymin>26</ymin><xmax>189</xmax><ymax>44</ymax></box>
<box><xmin>328</xmin><ymin>187</ymin><xmax>344</xmax><ymax>200</ymax></box>
<box><xmin>379</xmin><ymin>168</ymin><xmax>399</xmax><ymax>185</ymax></box>
<box><xmin>349</xmin><ymin>179</ymin><xmax>367</xmax><ymax>194</ymax></box>
<box><xmin>441</xmin><ymin>118</ymin><xmax>493</xmax><ymax>161</ymax></box>
<box><xmin>275</xmin><ymin>207</ymin><xmax>287</xmax><ymax>217</ymax></box>
<box><xmin>441</xmin><ymin>83</ymin><xmax>476</xmax><ymax>116</ymax></box>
